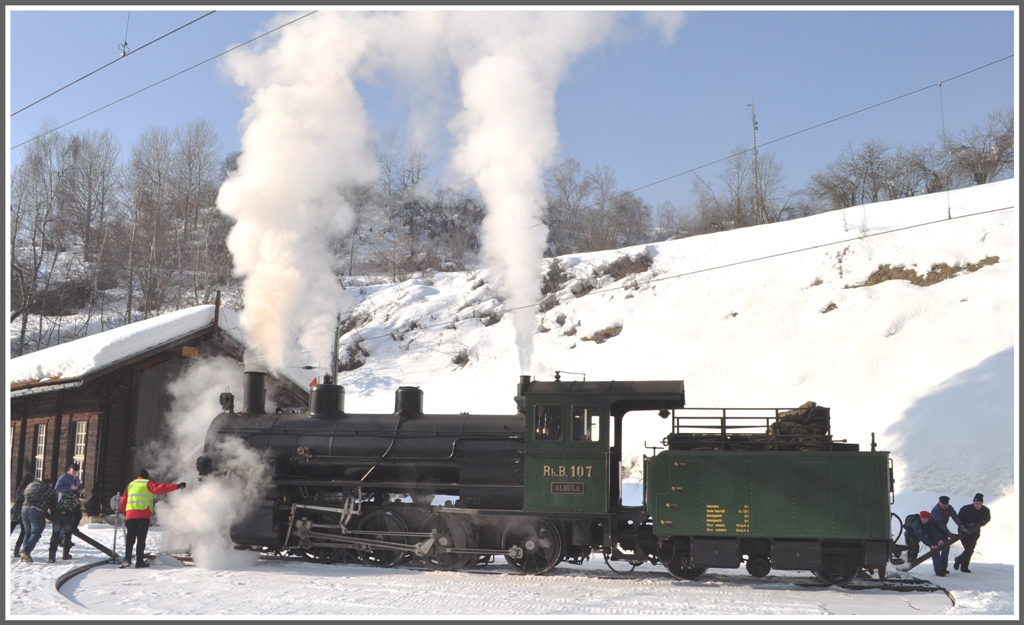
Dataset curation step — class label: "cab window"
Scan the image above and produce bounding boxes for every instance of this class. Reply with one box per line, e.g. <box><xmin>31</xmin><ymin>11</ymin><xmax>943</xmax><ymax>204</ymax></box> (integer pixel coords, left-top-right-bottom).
<box><xmin>534</xmin><ymin>405</ymin><xmax>563</xmax><ymax>441</ymax></box>
<box><xmin>571</xmin><ymin>406</ymin><xmax>602</xmax><ymax>442</ymax></box>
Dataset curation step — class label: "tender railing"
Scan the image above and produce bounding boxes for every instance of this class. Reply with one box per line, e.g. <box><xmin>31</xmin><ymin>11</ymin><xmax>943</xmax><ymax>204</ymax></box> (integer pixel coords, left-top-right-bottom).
<box><xmin>664</xmin><ymin>405</ymin><xmax>851</xmax><ymax>452</ymax></box>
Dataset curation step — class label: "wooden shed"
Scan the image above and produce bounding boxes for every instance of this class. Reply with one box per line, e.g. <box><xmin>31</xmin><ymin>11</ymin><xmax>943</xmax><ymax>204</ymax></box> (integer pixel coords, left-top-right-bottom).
<box><xmin>9</xmin><ymin>302</ymin><xmax>309</xmax><ymax>516</ymax></box>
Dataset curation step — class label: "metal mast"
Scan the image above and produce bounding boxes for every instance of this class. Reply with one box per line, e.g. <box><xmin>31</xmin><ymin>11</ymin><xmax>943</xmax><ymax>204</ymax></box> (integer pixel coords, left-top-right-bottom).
<box><xmin>748</xmin><ymin>99</ymin><xmax>764</xmax><ymax>225</ymax></box>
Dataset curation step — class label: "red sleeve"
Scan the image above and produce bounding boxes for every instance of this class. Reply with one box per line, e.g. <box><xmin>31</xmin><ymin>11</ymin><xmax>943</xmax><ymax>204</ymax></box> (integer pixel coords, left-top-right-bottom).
<box><xmin>119</xmin><ymin>490</ymin><xmax>128</xmax><ymax>512</ymax></box>
<box><xmin>147</xmin><ymin>481</ymin><xmax>180</xmax><ymax>495</ymax></box>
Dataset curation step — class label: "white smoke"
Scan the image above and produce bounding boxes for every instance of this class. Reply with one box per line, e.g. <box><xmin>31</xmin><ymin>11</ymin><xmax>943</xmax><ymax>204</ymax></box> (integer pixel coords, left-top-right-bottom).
<box><xmin>445</xmin><ymin>13</ymin><xmax>615</xmax><ymax>372</ymax></box>
<box><xmin>217</xmin><ymin>12</ymin><xmax>380</xmax><ymax>372</ymax></box>
<box><xmin>159</xmin><ymin>437</ymin><xmax>271</xmax><ymax>570</ymax></box>
<box><xmin>134</xmin><ymin>357</ymin><xmax>272</xmax><ymax>570</ymax></box>
<box><xmin>217</xmin><ymin>10</ymin><xmax>680</xmax><ymax>375</ymax></box>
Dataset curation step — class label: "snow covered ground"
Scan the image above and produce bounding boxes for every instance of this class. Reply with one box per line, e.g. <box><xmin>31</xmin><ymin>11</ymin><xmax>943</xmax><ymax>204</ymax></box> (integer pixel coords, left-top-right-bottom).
<box><xmin>7</xmin><ymin>179</ymin><xmax>1018</xmax><ymax>617</ymax></box>
<box><xmin>6</xmin><ymin>518</ymin><xmax>1012</xmax><ymax>617</ymax></box>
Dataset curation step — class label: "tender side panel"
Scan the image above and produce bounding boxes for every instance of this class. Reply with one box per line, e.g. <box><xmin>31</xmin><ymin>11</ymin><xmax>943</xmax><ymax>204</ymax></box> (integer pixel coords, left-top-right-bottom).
<box><xmin>646</xmin><ymin>451</ymin><xmax>889</xmax><ymax>540</ymax></box>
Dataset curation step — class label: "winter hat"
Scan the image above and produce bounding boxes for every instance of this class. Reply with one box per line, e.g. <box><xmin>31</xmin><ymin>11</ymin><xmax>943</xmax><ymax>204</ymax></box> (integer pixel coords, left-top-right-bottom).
<box><xmin>139</xmin><ymin>468</ymin><xmax>150</xmax><ymax>479</ymax></box>
<box><xmin>919</xmin><ymin>510</ymin><xmax>931</xmax><ymax>520</ymax></box>
<box><xmin>974</xmin><ymin>493</ymin><xmax>984</xmax><ymax>502</ymax></box>
<box><xmin>939</xmin><ymin>496</ymin><xmax>950</xmax><ymax>504</ymax></box>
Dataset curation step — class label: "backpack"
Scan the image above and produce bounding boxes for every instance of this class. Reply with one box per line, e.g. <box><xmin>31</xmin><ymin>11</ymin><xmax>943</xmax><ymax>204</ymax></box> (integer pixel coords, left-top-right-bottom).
<box><xmin>56</xmin><ymin>492</ymin><xmax>81</xmax><ymax>515</ymax></box>
<box><xmin>24</xmin><ymin>480</ymin><xmax>48</xmax><ymax>504</ymax></box>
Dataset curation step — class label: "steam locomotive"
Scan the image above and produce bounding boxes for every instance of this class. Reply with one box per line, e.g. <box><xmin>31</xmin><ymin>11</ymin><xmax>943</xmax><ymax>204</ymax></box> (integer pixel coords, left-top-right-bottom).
<box><xmin>197</xmin><ymin>371</ymin><xmax>897</xmax><ymax>584</ymax></box>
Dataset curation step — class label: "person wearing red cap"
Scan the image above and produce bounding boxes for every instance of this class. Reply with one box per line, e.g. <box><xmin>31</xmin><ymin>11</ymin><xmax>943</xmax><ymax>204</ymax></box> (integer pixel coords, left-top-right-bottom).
<box><xmin>954</xmin><ymin>493</ymin><xmax>991</xmax><ymax>573</ymax></box>
<box><xmin>911</xmin><ymin>510</ymin><xmax>949</xmax><ymax>576</ymax></box>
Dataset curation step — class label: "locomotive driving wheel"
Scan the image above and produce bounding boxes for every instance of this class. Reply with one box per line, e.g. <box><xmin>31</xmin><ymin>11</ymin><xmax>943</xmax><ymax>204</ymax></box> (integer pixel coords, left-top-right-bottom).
<box><xmin>502</xmin><ymin>518</ymin><xmax>563</xmax><ymax>575</ymax></box>
<box><xmin>298</xmin><ymin>510</ymin><xmax>348</xmax><ymax>564</ymax></box>
<box><xmin>355</xmin><ymin>509</ymin><xmax>410</xmax><ymax>568</ymax></box>
<box><xmin>418</xmin><ymin>514</ymin><xmax>475</xmax><ymax>571</ymax></box>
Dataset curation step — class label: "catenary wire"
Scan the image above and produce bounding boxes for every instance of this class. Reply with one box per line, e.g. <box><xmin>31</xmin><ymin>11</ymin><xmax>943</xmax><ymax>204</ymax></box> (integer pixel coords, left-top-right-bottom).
<box><xmin>10</xmin><ymin>11</ymin><xmax>217</xmax><ymax>117</ymax></box>
<box><xmin>325</xmin><ymin>204</ymin><xmax>1016</xmax><ymax>360</ymax></box>
<box><xmin>528</xmin><ymin>53</ymin><xmax>1015</xmax><ymax>228</ymax></box>
<box><xmin>10</xmin><ymin>11</ymin><xmax>318</xmax><ymax>150</ymax></box>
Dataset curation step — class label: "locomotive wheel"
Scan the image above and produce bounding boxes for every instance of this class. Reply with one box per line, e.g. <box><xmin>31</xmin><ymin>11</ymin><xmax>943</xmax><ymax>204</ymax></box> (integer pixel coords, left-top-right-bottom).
<box><xmin>418</xmin><ymin>514</ymin><xmax>475</xmax><ymax>571</ymax></box>
<box><xmin>356</xmin><ymin>509</ymin><xmax>410</xmax><ymax>568</ymax></box>
<box><xmin>298</xmin><ymin>511</ymin><xmax>347</xmax><ymax>564</ymax></box>
<box><xmin>813</xmin><ymin>555</ymin><xmax>861</xmax><ymax>586</ymax></box>
<box><xmin>502</xmin><ymin>518</ymin><xmax>563</xmax><ymax>575</ymax></box>
<box><xmin>665</xmin><ymin>558</ymin><xmax>708</xmax><ymax>581</ymax></box>
<box><xmin>745</xmin><ymin>556</ymin><xmax>771</xmax><ymax>578</ymax></box>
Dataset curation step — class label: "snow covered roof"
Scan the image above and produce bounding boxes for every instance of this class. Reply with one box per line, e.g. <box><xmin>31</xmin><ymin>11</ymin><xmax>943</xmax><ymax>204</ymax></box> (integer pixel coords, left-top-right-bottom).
<box><xmin>9</xmin><ymin>305</ymin><xmax>246</xmax><ymax>396</ymax></box>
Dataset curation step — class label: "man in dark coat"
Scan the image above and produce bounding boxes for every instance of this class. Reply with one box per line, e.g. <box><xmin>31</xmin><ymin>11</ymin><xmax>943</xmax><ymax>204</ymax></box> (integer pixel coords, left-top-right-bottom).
<box><xmin>954</xmin><ymin>493</ymin><xmax>991</xmax><ymax>573</ymax></box>
<box><xmin>929</xmin><ymin>495</ymin><xmax>961</xmax><ymax>575</ymax></box>
<box><xmin>911</xmin><ymin>510</ymin><xmax>949</xmax><ymax>576</ymax></box>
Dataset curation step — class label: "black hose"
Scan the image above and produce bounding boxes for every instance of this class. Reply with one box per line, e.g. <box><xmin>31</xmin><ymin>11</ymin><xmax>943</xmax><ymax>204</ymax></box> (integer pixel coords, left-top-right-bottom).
<box><xmin>891</xmin><ymin>512</ymin><xmax>904</xmax><ymax>543</ymax></box>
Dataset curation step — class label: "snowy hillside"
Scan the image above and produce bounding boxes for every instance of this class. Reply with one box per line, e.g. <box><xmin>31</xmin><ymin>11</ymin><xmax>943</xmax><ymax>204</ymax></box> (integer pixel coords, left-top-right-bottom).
<box><xmin>321</xmin><ymin>179</ymin><xmax>1017</xmax><ymax>562</ymax></box>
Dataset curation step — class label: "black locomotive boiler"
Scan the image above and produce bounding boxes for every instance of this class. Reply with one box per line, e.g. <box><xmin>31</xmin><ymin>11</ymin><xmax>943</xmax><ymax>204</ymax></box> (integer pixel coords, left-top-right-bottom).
<box><xmin>197</xmin><ymin>371</ymin><xmax>899</xmax><ymax>583</ymax></box>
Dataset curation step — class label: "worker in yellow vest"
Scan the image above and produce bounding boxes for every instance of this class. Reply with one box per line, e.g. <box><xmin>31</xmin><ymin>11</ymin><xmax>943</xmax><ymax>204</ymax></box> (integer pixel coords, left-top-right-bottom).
<box><xmin>117</xmin><ymin>469</ymin><xmax>185</xmax><ymax>569</ymax></box>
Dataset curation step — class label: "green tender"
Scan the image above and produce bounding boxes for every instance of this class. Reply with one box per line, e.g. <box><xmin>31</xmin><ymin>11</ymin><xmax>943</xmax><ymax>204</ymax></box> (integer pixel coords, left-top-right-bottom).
<box><xmin>645</xmin><ymin>450</ymin><xmax>891</xmax><ymax>540</ymax></box>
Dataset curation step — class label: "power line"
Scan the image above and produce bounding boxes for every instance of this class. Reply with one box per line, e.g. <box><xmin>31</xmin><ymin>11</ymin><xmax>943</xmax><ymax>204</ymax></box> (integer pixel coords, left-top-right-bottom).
<box><xmin>332</xmin><ymin>204</ymin><xmax>1016</xmax><ymax>356</ymax></box>
<box><xmin>539</xmin><ymin>54</ymin><xmax>1015</xmax><ymax>224</ymax></box>
<box><xmin>10</xmin><ymin>10</ymin><xmax>318</xmax><ymax>151</ymax></box>
<box><xmin>11</xmin><ymin>11</ymin><xmax>217</xmax><ymax>117</ymax></box>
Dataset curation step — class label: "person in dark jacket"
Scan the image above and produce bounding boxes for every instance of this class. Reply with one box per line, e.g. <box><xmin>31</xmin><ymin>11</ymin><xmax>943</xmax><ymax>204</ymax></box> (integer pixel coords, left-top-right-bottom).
<box><xmin>47</xmin><ymin>488</ymin><xmax>83</xmax><ymax>563</ymax></box>
<box><xmin>911</xmin><ymin>510</ymin><xmax>949</xmax><ymax>576</ymax></box>
<box><xmin>118</xmin><ymin>469</ymin><xmax>185</xmax><ymax>569</ymax></box>
<box><xmin>18</xmin><ymin>478</ymin><xmax>53</xmax><ymax>563</ymax></box>
<box><xmin>54</xmin><ymin>463</ymin><xmax>82</xmax><ymax>547</ymax></box>
<box><xmin>929</xmin><ymin>495</ymin><xmax>961</xmax><ymax>575</ymax></box>
<box><xmin>954</xmin><ymin>493</ymin><xmax>991</xmax><ymax>573</ymax></box>
<box><xmin>11</xmin><ymin>473</ymin><xmax>35</xmax><ymax>557</ymax></box>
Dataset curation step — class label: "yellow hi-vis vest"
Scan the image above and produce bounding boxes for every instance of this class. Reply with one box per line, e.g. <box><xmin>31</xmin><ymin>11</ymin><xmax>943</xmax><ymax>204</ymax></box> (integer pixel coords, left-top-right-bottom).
<box><xmin>125</xmin><ymin>478</ymin><xmax>154</xmax><ymax>513</ymax></box>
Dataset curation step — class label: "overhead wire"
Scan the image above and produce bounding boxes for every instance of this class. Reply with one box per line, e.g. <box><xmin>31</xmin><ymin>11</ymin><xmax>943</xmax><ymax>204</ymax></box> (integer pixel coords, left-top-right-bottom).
<box><xmin>530</xmin><ymin>53</ymin><xmax>1015</xmax><ymax>228</ymax></box>
<box><xmin>10</xmin><ymin>10</ymin><xmax>217</xmax><ymax>117</ymax></box>
<box><xmin>10</xmin><ymin>10</ymin><xmax>318</xmax><ymax>151</ymax></box>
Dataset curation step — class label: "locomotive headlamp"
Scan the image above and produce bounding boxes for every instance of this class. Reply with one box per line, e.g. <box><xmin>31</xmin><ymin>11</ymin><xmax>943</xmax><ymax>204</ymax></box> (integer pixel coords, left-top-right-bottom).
<box><xmin>219</xmin><ymin>391</ymin><xmax>234</xmax><ymax>412</ymax></box>
<box><xmin>659</xmin><ymin>409</ymin><xmax>670</xmax><ymax>419</ymax></box>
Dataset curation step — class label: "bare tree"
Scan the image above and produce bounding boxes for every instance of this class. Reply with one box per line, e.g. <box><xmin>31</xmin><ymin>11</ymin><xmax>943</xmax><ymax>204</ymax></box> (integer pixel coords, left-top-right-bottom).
<box><xmin>544</xmin><ymin>157</ymin><xmax>595</xmax><ymax>255</ymax></box>
<box><xmin>943</xmin><ymin>108</ymin><xmax>1014</xmax><ymax>186</ymax></box>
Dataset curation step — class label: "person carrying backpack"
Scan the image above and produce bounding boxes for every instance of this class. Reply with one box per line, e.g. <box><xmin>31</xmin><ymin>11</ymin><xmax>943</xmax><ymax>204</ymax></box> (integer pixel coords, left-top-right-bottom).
<box><xmin>17</xmin><ymin>478</ymin><xmax>52</xmax><ymax>563</ymax></box>
<box><xmin>118</xmin><ymin>469</ymin><xmax>185</xmax><ymax>569</ymax></box>
<box><xmin>47</xmin><ymin>488</ymin><xmax>83</xmax><ymax>562</ymax></box>
<box><xmin>911</xmin><ymin>510</ymin><xmax>950</xmax><ymax>577</ymax></box>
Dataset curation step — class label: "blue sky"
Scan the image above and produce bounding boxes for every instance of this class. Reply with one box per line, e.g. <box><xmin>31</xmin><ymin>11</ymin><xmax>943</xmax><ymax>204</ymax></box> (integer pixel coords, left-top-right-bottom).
<box><xmin>7</xmin><ymin>8</ymin><xmax>1016</xmax><ymax>210</ymax></box>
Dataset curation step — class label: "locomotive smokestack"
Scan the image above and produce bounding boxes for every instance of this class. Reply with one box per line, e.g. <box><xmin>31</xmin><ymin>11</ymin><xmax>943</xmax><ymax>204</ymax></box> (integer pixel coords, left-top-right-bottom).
<box><xmin>242</xmin><ymin>371</ymin><xmax>266</xmax><ymax>415</ymax></box>
<box><xmin>518</xmin><ymin>375</ymin><xmax>532</xmax><ymax>397</ymax></box>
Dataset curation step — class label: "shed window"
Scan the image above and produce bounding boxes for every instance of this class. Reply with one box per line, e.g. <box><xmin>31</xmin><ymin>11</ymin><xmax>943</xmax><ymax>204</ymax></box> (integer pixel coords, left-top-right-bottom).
<box><xmin>74</xmin><ymin>421</ymin><xmax>87</xmax><ymax>484</ymax></box>
<box><xmin>534</xmin><ymin>405</ymin><xmax>563</xmax><ymax>441</ymax></box>
<box><xmin>34</xmin><ymin>424</ymin><xmax>47</xmax><ymax>480</ymax></box>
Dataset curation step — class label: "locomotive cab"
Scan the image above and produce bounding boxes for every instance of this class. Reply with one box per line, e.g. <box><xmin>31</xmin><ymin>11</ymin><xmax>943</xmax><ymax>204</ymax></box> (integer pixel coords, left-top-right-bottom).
<box><xmin>516</xmin><ymin>376</ymin><xmax>686</xmax><ymax>515</ymax></box>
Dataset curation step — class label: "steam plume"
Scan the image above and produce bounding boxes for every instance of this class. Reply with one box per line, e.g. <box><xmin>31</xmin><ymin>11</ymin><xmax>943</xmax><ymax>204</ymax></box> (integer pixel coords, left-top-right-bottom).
<box><xmin>446</xmin><ymin>13</ymin><xmax>615</xmax><ymax>372</ymax></box>
<box><xmin>217</xmin><ymin>11</ymin><xmax>678</xmax><ymax>375</ymax></box>
<box><xmin>216</xmin><ymin>13</ymin><xmax>379</xmax><ymax>372</ymax></box>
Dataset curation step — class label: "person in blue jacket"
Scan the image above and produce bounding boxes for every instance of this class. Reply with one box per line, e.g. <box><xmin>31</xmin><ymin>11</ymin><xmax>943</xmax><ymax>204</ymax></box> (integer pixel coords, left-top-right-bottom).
<box><xmin>911</xmin><ymin>510</ymin><xmax>949</xmax><ymax>576</ymax></box>
<box><xmin>929</xmin><ymin>496</ymin><xmax>961</xmax><ymax>575</ymax></box>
